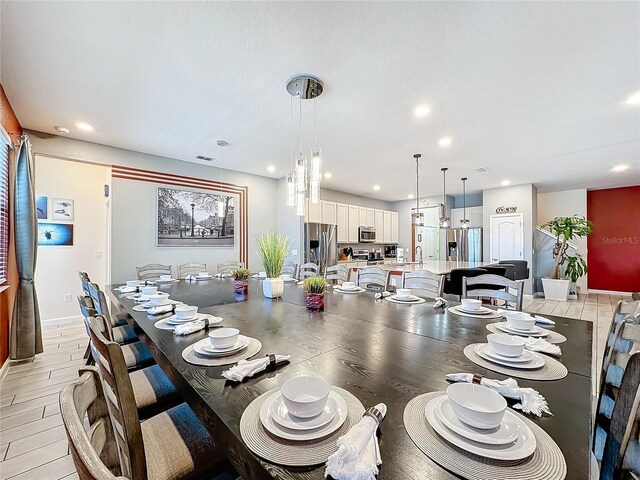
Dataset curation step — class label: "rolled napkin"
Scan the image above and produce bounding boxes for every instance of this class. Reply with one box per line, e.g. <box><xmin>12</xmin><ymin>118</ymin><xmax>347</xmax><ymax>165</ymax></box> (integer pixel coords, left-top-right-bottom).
<box><xmin>446</xmin><ymin>373</ymin><xmax>552</xmax><ymax>417</ymax></box>
<box><xmin>374</xmin><ymin>291</ymin><xmax>391</xmax><ymax>299</ymax></box>
<box><xmin>147</xmin><ymin>304</ymin><xmax>177</xmax><ymax>315</ymax></box>
<box><xmin>524</xmin><ymin>337</ymin><xmax>562</xmax><ymax>356</ymax></box>
<box><xmin>214</xmin><ymin>273</ymin><xmax>231</xmax><ymax>278</ymax></box>
<box><xmin>433</xmin><ymin>296</ymin><xmax>448</xmax><ymax>308</ymax></box>
<box><xmin>173</xmin><ymin>316</ymin><xmax>224</xmax><ymax>336</ymax></box>
<box><xmin>497</xmin><ymin>308</ymin><xmax>555</xmax><ymax>326</ymax></box>
<box><xmin>117</xmin><ymin>286</ymin><xmax>137</xmax><ymax>293</ymax></box>
<box><xmin>221</xmin><ymin>354</ymin><xmax>290</xmax><ymax>381</ymax></box>
<box><xmin>184</xmin><ymin>275</ymin><xmax>197</xmax><ymax>282</ymax></box>
<box><xmin>325</xmin><ymin>403</ymin><xmax>387</xmax><ymax>480</ymax></box>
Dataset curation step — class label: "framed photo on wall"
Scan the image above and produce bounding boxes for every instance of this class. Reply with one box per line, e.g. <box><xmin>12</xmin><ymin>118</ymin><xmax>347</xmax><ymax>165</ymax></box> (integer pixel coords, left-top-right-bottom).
<box><xmin>36</xmin><ymin>196</ymin><xmax>48</xmax><ymax>219</ymax></box>
<box><xmin>156</xmin><ymin>186</ymin><xmax>235</xmax><ymax>247</ymax></box>
<box><xmin>51</xmin><ymin>198</ymin><xmax>74</xmax><ymax>220</ymax></box>
<box><xmin>37</xmin><ymin>222</ymin><xmax>73</xmax><ymax>246</ymax></box>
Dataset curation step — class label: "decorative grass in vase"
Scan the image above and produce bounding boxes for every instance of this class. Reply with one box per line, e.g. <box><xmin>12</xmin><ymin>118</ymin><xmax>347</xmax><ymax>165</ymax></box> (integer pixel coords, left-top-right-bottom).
<box><xmin>256</xmin><ymin>232</ymin><xmax>291</xmax><ymax>298</ymax></box>
<box><xmin>232</xmin><ymin>268</ymin><xmax>250</xmax><ymax>294</ymax></box>
<box><xmin>302</xmin><ymin>277</ymin><xmax>328</xmax><ymax>311</ymax></box>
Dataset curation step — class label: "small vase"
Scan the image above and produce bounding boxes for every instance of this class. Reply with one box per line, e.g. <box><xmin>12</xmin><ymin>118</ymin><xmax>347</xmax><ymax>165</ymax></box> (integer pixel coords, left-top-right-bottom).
<box><xmin>306</xmin><ymin>292</ymin><xmax>325</xmax><ymax>311</ymax></box>
<box><xmin>234</xmin><ymin>279</ymin><xmax>248</xmax><ymax>294</ymax></box>
<box><xmin>262</xmin><ymin>278</ymin><xmax>284</xmax><ymax>298</ymax></box>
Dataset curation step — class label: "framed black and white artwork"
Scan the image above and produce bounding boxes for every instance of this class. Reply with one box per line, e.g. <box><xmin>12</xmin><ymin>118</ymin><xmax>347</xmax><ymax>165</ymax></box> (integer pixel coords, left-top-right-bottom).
<box><xmin>51</xmin><ymin>198</ymin><xmax>74</xmax><ymax>221</ymax></box>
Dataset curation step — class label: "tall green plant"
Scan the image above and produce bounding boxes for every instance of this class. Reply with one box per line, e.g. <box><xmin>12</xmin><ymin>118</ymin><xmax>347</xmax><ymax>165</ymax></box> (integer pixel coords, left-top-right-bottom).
<box><xmin>256</xmin><ymin>232</ymin><xmax>290</xmax><ymax>278</ymax></box>
<box><xmin>541</xmin><ymin>215</ymin><xmax>593</xmax><ymax>280</ymax></box>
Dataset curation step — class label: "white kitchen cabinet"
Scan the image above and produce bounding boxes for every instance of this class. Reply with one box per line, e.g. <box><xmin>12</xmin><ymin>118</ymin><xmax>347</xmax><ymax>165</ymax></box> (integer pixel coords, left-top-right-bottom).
<box><xmin>305</xmin><ymin>199</ymin><xmax>322</xmax><ymax>223</ymax></box>
<box><xmin>391</xmin><ymin>212</ymin><xmax>398</xmax><ymax>244</ymax></box>
<box><xmin>374</xmin><ymin>209</ymin><xmax>384</xmax><ymax>233</ymax></box>
<box><xmin>366</xmin><ymin>208</ymin><xmax>375</xmax><ymax>227</ymax></box>
<box><xmin>383</xmin><ymin>211</ymin><xmax>392</xmax><ymax>243</ymax></box>
<box><xmin>451</xmin><ymin>206</ymin><xmax>483</xmax><ymax>228</ymax></box>
<box><xmin>321</xmin><ymin>201</ymin><xmax>337</xmax><ymax>225</ymax></box>
<box><xmin>358</xmin><ymin>207</ymin><xmax>367</xmax><ymax>227</ymax></box>
<box><xmin>348</xmin><ymin>205</ymin><xmax>360</xmax><ymax>243</ymax></box>
<box><xmin>451</xmin><ymin>208</ymin><xmax>464</xmax><ymax>227</ymax></box>
<box><xmin>336</xmin><ymin>203</ymin><xmax>348</xmax><ymax>243</ymax></box>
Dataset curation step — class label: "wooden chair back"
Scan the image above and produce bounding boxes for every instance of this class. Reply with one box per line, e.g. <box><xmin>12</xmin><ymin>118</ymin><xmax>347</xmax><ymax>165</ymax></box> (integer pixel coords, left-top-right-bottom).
<box><xmin>281</xmin><ymin>260</ymin><xmax>298</xmax><ymax>279</ymax></box>
<box><xmin>325</xmin><ymin>264</ymin><xmax>349</xmax><ymax>284</ymax></box>
<box><xmin>79</xmin><ymin>271</ymin><xmax>91</xmax><ymax>295</ymax></box>
<box><xmin>60</xmin><ymin>367</ymin><xmax>124</xmax><ymax>480</ymax></box>
<box><xmin>217</xmin><ymin>261</ymin><xmax>244</xmax><ymax>275</ymax></box>
<box><xmin>136</xmin><ymin>263</ymin><xmax>172</xmax><ymax>281</ymax></box>
<box><xmin>86</xmin><ymin>282</ymin><xmax>119</xmax><ymax>332</ymax></box>
<box><xmin>462</xmin><ymin>274</ymin><xmax>524</xmax><ymax>310</ymax></box>
<box><xmin>356</xmin><ymin>267</ymin><xmax>389</xmax><ymax>290</ymax></box>
<box><xmin>177</xmin><ymin>262</ymin><xmax>207</xmax><ymax>278</ymax></box>
<box><xmin>299</xmin><ymin>262</ymin><xmax>320</xmax><ymax>279</ymax></box>
<box><xmin>600</xmin><ymin>301</ymin><xmax>640</xmax><ymax>386</ymax></box>
<box><xmin>86</xmin><ymin>315</ymin><xmax>147</xmax><ymax>480</ymax></box>
<box><xmin>402</xmin><ymin>270</ymin><xmax>444</xmax><ymax>298</ymax></box>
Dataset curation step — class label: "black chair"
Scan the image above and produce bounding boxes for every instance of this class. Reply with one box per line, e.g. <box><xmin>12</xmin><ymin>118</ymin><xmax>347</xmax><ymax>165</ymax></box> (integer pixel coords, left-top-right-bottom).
<box><xmin>497</xmin><ymin>263</ymin><xmax>517</xmax><ymax>281</ymax></box>
<box><xmin>482</xmin><ymin>266</ymin><xmax>508</xmax><ymax>277</ymax></box>
<box><xmin>499</xmin><ymin>260</ymin><xmax>529</xmax><ymax>280</ymax></box>
<box><xmin>443</xmin><ymin>268</ymin><xmax>487</xmax><ymax>297</ymax></box>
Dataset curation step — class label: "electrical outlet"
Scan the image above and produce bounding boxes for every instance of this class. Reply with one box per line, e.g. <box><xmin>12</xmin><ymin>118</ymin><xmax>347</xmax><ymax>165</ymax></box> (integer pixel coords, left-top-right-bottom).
<box><xmin>64</xmin><ymin>294</ymin><xmax>72</xmax><ymax>303</ymax></box>
<box><xmin>291</xmin><ymin>249</ymin><xmax>298</xmax><ymax>256</ymax></box>
<box><xmin>96</xmin><ymin>250</ymin><xmax>103</xmax><ymax>259</ymax></box>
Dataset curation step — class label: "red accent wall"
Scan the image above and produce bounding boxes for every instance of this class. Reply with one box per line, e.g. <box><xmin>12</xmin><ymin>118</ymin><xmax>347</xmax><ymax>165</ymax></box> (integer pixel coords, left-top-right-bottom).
<box><xmin>587</xmin><ymin>186</ymin><xmax>640</xmax><ymax>292</ymax></box>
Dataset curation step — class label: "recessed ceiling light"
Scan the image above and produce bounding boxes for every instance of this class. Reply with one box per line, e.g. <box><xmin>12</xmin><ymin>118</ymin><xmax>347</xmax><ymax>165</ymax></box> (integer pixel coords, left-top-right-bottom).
<box><xmin>626</xmin><ymin>91</ymin><xmax>640</xmax><ymax>105</ymax></box>
<box><xmin>438</xmin><ymin>136</ymin><xmax>453</xmax><ymax>147</ymax></box>
<box><xmin>414</xmin><ymin>104</ymin><xmax>431</xmax><ymax>118</ymax></box>
<box><xmin>373</xmin><ymin>184</ymin><xmax>381</xmax><ymax>191</ymax></box>
<box><xmin>76</xmin><ymin>122</ymin><xmax>93</xmax><ymax>132</ymax></box>
<box><xmin>407</xmin><ymin>194</ymin><xmax>415</xmax><ymax>199</ymax></box>
<box><xmin>324</xmin><ymin>172</ymin><xmax>332</xmax><ymax>179</ymax></box>
<box><xmin>501</xmin><ymin>180</ymin><xmax>511</xmax><ymax>186</ymax></box>
<box><xmin>611</xmin><ymin>164</ymin><xmax>629</xmax><ymax>172</ymax></box>
<box><xmin>54</xmin><ymin>126</ymin><xmax>70</xmax><ymax>135</ymax></box>
<box><xmin>267</xmin><ymin>165</ymin><xmax>276</xmax><ymax>173</ymax></box>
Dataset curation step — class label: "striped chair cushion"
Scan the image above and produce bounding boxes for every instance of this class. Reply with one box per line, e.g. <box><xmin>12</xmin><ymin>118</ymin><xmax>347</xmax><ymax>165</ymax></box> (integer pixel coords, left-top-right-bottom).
<box><xmin>121</xmin><ymin>341</ymin><xmax>155</xmax><ymax>370</ymax></box>
<box><xmin>130</xmin><ymin>365</ymin><xmax>181</xmax><ymax>420</ymax></box>
<box><xmin>112</xmin><ymin>324</ymin><xmax>138</xmax><ymax>344</ymax></box>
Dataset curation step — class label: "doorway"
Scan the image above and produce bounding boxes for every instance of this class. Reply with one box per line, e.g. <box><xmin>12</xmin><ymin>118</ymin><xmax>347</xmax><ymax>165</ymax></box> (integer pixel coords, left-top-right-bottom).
<box><xmin>489</xmin><ymin>213</ymin><xmax>524</xmax><ymax>262</ymax></box>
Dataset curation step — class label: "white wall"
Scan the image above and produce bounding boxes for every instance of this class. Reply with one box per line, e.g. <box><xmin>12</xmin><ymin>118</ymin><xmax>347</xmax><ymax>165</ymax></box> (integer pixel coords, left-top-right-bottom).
<box><xmin>34</xmin><ymin>155</ymin><xmax>110</xmax><ymax>320</ymax></box>
<box><xmin>537</xmin><ymin>189</ymin><xmax>588</xmax><ymax>290</ymax></box>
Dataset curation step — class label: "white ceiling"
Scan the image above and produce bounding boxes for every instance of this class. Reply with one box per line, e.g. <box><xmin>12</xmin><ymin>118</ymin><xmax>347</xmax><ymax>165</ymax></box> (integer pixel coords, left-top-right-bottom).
<box><xmin>1</xmin><ymin>1</ymin><xmax>639</xmax><ymax>200</ymax></box>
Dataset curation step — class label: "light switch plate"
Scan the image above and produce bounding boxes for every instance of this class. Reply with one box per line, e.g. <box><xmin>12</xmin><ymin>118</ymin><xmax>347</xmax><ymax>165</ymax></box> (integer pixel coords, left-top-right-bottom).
<box><xmin>291</xmin><ymin>249</ymin><xmax>298</xmax><ymax>256</ymax></box>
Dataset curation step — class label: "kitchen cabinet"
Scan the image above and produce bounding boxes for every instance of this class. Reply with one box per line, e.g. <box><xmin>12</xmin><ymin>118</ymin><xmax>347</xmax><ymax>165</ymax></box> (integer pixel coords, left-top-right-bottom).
<box><xmin>336</xmin><ymin>203</ymin><xmax>348</xmax><ymax>242</ymax></box>
<box><xmin>451</xmin><ymin>206</ymin><xmax>483</xmax><ymax>228</ymax></box>
<box><xmin>391</xmin><ymin>212</ymin><xmax>398</xmax><ymax>243</ymax></box>
<box><xmin>383</xmin><ymin>211</ymin><xmax>392</xmax><ymax>243</ymax></box>
<box><xmin>366</xmin><ymin>208</ymin><xmax>375</xmax><ymax>227</ymax></box>
<box><xmin>347</xmin><ymin>205</ymin><xmax>360</xmax><ymax>243</ymax></box>
<box><xmin>305</xmin><ymin>199</ymin><xmax>322</xmax><ymax>223</ymax></box>
<box><xmin>374</xmin><ymin>209</ymin><xmax>384</xmax><ymax>234</ymax></box>
<box><xmin>321</xmin><ymin>201</ymin><xmax>337</xmax><ymax>225</ymax></box>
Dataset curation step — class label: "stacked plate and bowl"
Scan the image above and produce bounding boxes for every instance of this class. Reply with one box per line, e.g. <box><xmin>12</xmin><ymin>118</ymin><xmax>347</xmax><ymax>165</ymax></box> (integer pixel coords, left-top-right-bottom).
<box><xmin>388</xmin><ymin>288</ymin><xmax>422</xmax><ymax>303</ymax></box>
<box><xmin>192</xmin><ymin>327</ymin><xmax>251</xmax><ymax>357</ymax></box>
<box><xmin>334</xmin><ymin>281</ymin><xmax>365</xmax><ymax>294</ymax></box>
<box><xmin>474</xmin><ymin>333</ymin><xmax>546</xmax><ymax>370</ymax></box>
<box><xmin>495</xmin><ymin>312</ymin><xmax>550</xmax><ymax>338</ymax></box>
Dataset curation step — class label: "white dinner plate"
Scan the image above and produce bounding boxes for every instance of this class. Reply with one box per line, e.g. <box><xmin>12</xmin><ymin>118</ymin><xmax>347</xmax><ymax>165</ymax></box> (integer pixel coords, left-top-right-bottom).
<box><xmin>495</xmin><ymin>322</ymin><xmax>549</xmax><ymax>338</ymax></box>
<box><xmin>116</xmin><ymin>286</ymin><xmax>138</xmax><ymax>293</ymax></box>
<box><xmin>477</xmin><ymin>344</ymin><xmax>534</xmax><ymax>364</ymax></box>
<box><xmin>474</xmin><ymin>344</ymin><xmax>545</xmax><ymax>370</ymax></box>
<box><xmin>334</xmin><ymin>286</ymin><xmax>366</xmax><ymax>294</ymax></box>
<box><xmin>390</xmin><ymin>294</ymin><xmax>422</xmax><ymax>303</ymax></box>
<box><xmin>165</xmin><ymin>313</ymin><xmax>204</xmax><ymax>324</ymax></box>
<box><xmin>425</xmin><ymin>395</ymin><xmax>536</xmax><ymax>460</ymax></box>
<box><xmin>433</xmin><ymin>396</ymin><xmax>520</xmax><ymax>446</ymax></box>
<box><xmin>156</xmin><ymin>278</ymin><xmax>178</xmax><ymax>284</ymax></box>
<box><xmin>269</xmin><ymin>394</ymin><xmax>339</xmax><ymax>431</ymax></box>
<box><xmin>280</xmin><ymin>278</ymin><xmax>298</xmax><ymax>283</ymax></box>
<box><xmin>193</xmin><ymin>336</ymin><xmax>250</xmax><ymax>357</ymax></box>
<box><xmin>259</xmin><ymin>390</ymin><xmax>348</xmax><ymax>441</ymax></box>
<box><xmin>455</xmin><ymin>305</ymin><xmax>495</xmax><ymax>315</ymax></box>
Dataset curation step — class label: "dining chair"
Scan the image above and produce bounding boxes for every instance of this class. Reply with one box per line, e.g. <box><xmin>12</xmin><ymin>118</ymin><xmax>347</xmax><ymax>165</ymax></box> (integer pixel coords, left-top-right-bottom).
<box><xmin>299</xmin><ymin>262</ymin><xmax>320</xmax><ymax>279</ymax></box>
<box><xmin>355</xmin><ymin>267</ymin><xmax>389</xmax><ymax>290</ymax></box>
<box><xmin>136</xmin><ymin>263</ymin><xmax>172</xmax><ymax>281</ymax></box>
<box><xmin>462</xmin><ymin>274</ymin><xmax>524</xmax><ymax>311</ymax></box>
<box><xmin>600</xmin><ymin>301</ymin><xmax>640</xmax><ymax>383</ymax></box>
<box><xmin>496</xmin><ymin>263</ymin><xmax>517</xmax><ymax>281</ymax></box>
<box><xmin>217</xmin><ymin>261</ymin><xmax>244</xmax><ymax>275</ymax></box>
<box><xmin>325</xmin><ymin>264</ymin><xmax>349</xmax><ymax>284</ymax></box>
<box><xmin>481</xmin><ymin>265</ymin><xmax>508</xmax><ymax>278</ymax></box>
<box><xmin>401</xmin><ymin>270</ymin><xmax>444</xmax><ymax>299</ymax></box>
<box><xmin>498</xmin><ymin>260</ymin><xmax>529</xmax><ymax>280</ymax></box>
<box><xmin>443</xmin><ymin>268</ymin><xmax>487</xmax><ymax>297</ymax></box>
<box><xmin>86</xmin><ymin>282</ymin><xmax>138</xmax><ymax>344</ymax></box>
<box><xmin>177</xmin><ymin>262</ymin><xmax>207</xmax><ymax>278</ymax></box>
<box><xmin>78</xmin><ymin>270</ymin><xmax>91</xmax><ymax>295</ymax></box>
<box><xmin>281</xmin><ymin>260</ymin><xmax>298</xmax><ymax>279</ymax></box>
<box><xmin>85</xmin><ymin>315</ymin><xmax>229</xmax><ymax>479</ymax></box>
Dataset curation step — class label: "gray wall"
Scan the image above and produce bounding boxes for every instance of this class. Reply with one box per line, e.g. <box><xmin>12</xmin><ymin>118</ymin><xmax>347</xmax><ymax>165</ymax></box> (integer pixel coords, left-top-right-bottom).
<box><xmin>453</xmin><ymin>192</ymin><xmax>483</xmax><ymax>209</ymax></box>
<box><xmin>321</xmin><ymin>188</ymin><xmax>392</xmax><ymax>210</ymax></box>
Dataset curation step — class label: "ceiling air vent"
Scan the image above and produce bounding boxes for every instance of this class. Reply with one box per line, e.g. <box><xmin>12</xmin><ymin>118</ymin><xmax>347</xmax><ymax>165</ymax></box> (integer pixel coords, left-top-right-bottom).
<box><xmin>475</xmin><ymin>167</ymin><xmax>489</xmax><ymax>173</ymax></box>
<box><xmin>195</xmin><ymin>155</ymin><xmax>214</xmax><ymax>162</ymax></box>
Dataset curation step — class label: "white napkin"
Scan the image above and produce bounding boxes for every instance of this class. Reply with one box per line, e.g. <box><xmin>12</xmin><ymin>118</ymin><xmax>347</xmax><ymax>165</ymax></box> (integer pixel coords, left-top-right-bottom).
<box><xmin>325</xmin><ymin>403</ymin><xmax>387</xmax><ymax>480</ymax></box>
<box><xmin>221</xmin><ymin>354</ymin><xmax>290</xmax><ymax>381</ymax></box>
<box><xmin>374</xmin><ymin>291</ymin><xmax>391</xmax><ymax>299</ymax></box>
<box><xmin>214</xmin><ymin>273</ymin><xmax>231</xmax><ymax>278</ymax></box>
<box><xmin>446</xmin><ymin>373</ymin><xmax>552</xmax><ymax>417</ymax></box>
<box><xmin>117</xmin><ymin>286</ymin><xmax>137</xmax><ymax>293</ymax></box>
<box><xmin>173</xmin><ymin>316</ymin><xmax>224</xmax><ymax>336</ymax></box>
<box><xmin>185</xmin><ymin>275</ymin><xmax>197</xmax><ymax>282</ymax></box>
<box><xmin>433</xmin><ymin>297</ymin><xmax>448</xmax><ymax>308</ymax></box>
<box><xmin>524</xmin><ymin>337</ymin><xmax>562</xmax><ymax>356</ymax></box>
<box><xmin>147</xmin><ymin>304</ymin><xmax>176</xmax><ymax>315</ymax></box>
<box><xmin>497</xmin><ymin>309</ymin><xmax>555</xmax><ymax>326</ymax></box>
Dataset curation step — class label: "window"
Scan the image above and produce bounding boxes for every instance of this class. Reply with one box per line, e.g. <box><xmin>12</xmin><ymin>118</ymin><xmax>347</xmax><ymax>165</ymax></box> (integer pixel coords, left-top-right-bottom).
<box><xmin>0</xmin><ymin>138</ymin><xmax>9</xmax><ymax>284</ymax></box>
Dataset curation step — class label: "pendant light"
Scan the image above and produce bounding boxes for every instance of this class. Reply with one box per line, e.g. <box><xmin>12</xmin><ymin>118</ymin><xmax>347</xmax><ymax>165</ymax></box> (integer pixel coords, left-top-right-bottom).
<box><xmin>411</xmin><ymin>154</ymin><xmax>424</xmax><ymax>226</ymax></box>
<box><xmin>460</xmin><ymin>177</ymin><xmax>470</xmax><ymax>229</ymax></box>
<box><xmin>217</xmin><ymin>140</ymin><xmax>228</xmax><ymax>217</ymax></box>
<box><xmin>439</xmin><ymin>167</ymin><xmax>449</xmax><ymax>228</ymax></box>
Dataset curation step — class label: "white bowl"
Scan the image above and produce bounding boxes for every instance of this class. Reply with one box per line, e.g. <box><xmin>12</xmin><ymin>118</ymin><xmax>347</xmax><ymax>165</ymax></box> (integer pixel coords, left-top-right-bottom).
<box><xmin>280</xmin><ymin>274</ymin><xmax>292</xmax><ymax>281</ymax></box>
<box><xmin>140</xmin><ymin>286</ymin><xmax>158</xmax><ymax>295</ymax></box>
<box><xmin>505</xmin><ymin>312</ymin><xmax>536</xmax><ymax>331</ymax></box>
<box><xmin>281</xmin><ymin>376</ymin><xmax>331</xmax><ymax>419</ymax></box>
<box><xmin>341</xmin><ymin>281</ymin><xmax>356</xmax><ymax>290</ymax></box>
<box><xmin>126</xmin><ymin>280</ymin><xmax>140</xmax><ymax>288</ymax></box>
<box><xmin>461</xmin><ymin>299</ymin><xmax>482</xmax><ymax>311</ymax></box>
<box><xmin>487</xmin><ymin>333</ymin><xmax>526</xmax><ymax>358</ymax></box>
<box><xmin>159</xmin><ymin>274</ymin><xmax>172</xmax><ymax>281</ymax></box>
<box><xmin>396</xmin><ymin>288</ymin><xmax>412</xmax><ymax>299</ymax></box>
<box><xmin>198</xmin><ymin>272</ymin><xmax>209</xmax><ymax>277</ymax></box>
<box><xmin>447</xmin><ymin>383</ymin><xmax>507</xmax><ymax>429</ymax></box>
<box><xmin>209</xmin><ymin>327</ymin><xmax>239</xmax><ymax>349</ymax></box>
<box><xmin>258</xmin><ymin>271</ymin><xmax>267</xmax><ymax>277</ymax></box>
<box><xmin>174</xmin><ymin>305</ymin><xmax>198</xmax><ymax>320</ymax></box>
<box><xmin>148</xmin><ymin>293</ymin><xmax>170</xmax><ymax>305</ymax></box>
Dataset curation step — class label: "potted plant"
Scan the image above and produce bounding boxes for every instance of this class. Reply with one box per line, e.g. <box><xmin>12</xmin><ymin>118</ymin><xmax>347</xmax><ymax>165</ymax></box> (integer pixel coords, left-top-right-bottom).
<box><xmin>541</xmin><ymin>215</ymin><xmax>592</xmax><ymax>301</ymax></box>
<box><xmin>232</xmin><ymin>268</ymin><xmax>250</xmax><ymax>294</ymax></box>
<box><xmin>256</xmin><ymin>232</ymin><xmax>290</xmax><ymax>298</ymax></box>
<box><xmin>302</xmin><ymin>277</ymin><xmax>328</xmax><ymax>311</ymax></box>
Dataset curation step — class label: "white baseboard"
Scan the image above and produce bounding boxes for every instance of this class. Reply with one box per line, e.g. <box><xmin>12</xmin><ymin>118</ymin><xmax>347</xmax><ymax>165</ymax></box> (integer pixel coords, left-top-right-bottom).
<box><xmin>523</xmin><ymin>294</ymin><xmax>534</xmax><ymax>300</ymax></box>
<box><xmin>0</xmin><ymin>357</ymin><xmax>11</xmax><ymax>383</ymax></box>
<box><xmin>588</xmin><ymin>289</ymin><xmax>634</xmax><ymax>297</ymax></box>
<box><xmin>41</xmin><ymin>314</ymin><xmax>84</xmax><ymax>326</ymax></box>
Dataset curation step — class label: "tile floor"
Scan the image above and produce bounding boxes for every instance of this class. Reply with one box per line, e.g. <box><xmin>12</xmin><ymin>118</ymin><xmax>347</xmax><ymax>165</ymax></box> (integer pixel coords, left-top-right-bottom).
<box><xmin>0</xmin><ymin>292</ymin><xmax>632</xmax><ymax>479</ymax></box>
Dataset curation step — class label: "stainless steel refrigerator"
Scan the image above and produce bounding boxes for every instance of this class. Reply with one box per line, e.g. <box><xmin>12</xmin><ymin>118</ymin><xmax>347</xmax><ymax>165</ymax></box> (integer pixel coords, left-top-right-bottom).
<box><xmin>303</xmin><ymin>223</ymin><xmax>337</xmax><ymax>274</ymax></box>
<box><xmin>445</xmin><ymin>228</ymin><xmax>483</xmax><ymax>262</ymax></box>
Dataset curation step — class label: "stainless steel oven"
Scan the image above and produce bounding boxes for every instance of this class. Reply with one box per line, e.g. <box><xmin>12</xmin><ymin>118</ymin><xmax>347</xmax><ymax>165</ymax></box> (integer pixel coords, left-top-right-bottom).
<box><xmin>359</xmin><ymin>226</ymin><xmax>376</xmax><ymax>243</ymax></box>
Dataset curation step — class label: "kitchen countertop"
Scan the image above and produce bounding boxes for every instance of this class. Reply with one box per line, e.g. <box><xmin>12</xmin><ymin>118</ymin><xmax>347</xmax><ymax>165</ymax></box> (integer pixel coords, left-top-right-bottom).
<box><xmin>379</xmin><ymin>260</ymin><xmax>487</xmax><ymax>275</ymax></box>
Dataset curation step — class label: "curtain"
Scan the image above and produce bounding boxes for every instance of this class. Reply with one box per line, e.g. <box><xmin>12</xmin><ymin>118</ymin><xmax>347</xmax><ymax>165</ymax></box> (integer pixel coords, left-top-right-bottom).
<box><xmin>10</xmin><ymin>134</ymin><xmax>42</xmax><ymax>359</ymax></box>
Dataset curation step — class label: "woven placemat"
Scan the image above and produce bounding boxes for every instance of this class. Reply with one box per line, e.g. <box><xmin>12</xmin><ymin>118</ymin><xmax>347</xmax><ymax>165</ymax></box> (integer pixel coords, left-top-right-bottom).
<box><xmin>486</xmin><ymin>323</ymin><xmax>567</xmax><ymax>344</ymax></box>
<box><xmin>240</xmin><ymin>386</ymin><xmax>364</xmax><ymax>466</ymax></box>
<box><xmin>385</xmin><ymin>296</ymin><xmax>426</xmax><ymax>305</ymax></box>
<box><xmin>463</xmin><ymin>344</ymin><xmax>567</xmax><ymax>381</ymax></box>
<box><xmin>404</xmin><ymin>392</ymin><xmax>566</xmax><ymax>480</ymax></box>
<box><xmin>448</xmin><ymin>306</ymin><xmax>503</xmax><ymax>319</ymax></box>
<box><xmin>181</xmin><ymin>337</ymin><xmax>262</xmax><ymax>366</ymax></box>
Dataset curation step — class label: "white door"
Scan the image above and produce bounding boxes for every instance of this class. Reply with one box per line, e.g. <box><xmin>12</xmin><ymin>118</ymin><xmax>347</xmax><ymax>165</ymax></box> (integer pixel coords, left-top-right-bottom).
<box><xmin>489</xmin><ymin>214</ymin><xmax>524</xmax><ymax>262</ymax></box>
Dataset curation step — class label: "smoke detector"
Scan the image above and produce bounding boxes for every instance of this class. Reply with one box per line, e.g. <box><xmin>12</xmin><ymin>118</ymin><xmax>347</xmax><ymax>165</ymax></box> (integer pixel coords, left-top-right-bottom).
<box><xmin>55</xmin><ymin>126</ymin><xmax>70</xmax><ymax>135</ymax></box>
<box><xmin>216</xmin><ymin>140</ymin><xmax>229</xmax><ymax>147</ymax></box>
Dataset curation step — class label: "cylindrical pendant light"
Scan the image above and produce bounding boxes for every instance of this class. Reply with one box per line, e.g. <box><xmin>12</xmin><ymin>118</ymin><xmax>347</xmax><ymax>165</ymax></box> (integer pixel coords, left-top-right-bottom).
<box><xmin>439</xmin><ymin>167</ymin><xmax>449</xmax><ymax>228</ymax></box>
<box><xmin>411</xmin><ymin>154</ymin><xmax>424</xmax><ymax>226</ymax></box>
<box><xmin>460</xmin><ymin>177</ymin><xmax>470</xmax><ymax>229</ymax></box>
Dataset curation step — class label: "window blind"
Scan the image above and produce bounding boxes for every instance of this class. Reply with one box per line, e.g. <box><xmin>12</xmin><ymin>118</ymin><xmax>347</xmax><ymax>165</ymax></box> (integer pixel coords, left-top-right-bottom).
<box><xmin>0</xmin><ymin>142</ymin><xmax>9</xmax><ymax>284</ymax></box>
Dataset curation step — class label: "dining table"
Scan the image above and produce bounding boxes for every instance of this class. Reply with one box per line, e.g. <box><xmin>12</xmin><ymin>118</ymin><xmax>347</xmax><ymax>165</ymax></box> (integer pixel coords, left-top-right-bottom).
<box><xmin>108</xmin><ymin>278</ymin><xmax>593</xmax><ymax>480</ymax></box>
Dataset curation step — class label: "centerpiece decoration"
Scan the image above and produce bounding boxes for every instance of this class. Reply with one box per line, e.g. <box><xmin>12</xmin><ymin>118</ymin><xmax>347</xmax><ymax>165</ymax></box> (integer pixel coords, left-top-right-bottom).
<box><xmin>256</xmin><ymin>232</ymin><xmax>290</xmax><ymax>298</ymax></box>
<box><xmin>232</xmin><ymin>268</ymin><xmax>250</xmax><ymax>294</ymax></box>
<box><xmin>302</xmin><ymin>277</ymin><xmax>328</xmax><ymax>311</ymax></box>
<box><xmin>541</xmin><ymin>215</ymin><xmax>593</xmax><ymax>301</ymax></box>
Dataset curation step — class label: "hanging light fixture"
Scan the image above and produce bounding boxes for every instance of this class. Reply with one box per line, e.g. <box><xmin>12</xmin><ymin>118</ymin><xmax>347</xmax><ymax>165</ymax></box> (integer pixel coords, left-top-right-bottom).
<box><xmin>439</xmin><ymin>167</ymin><xmax>450</xmax><ymax>228</ymax></box>
<box><xmin>411</xmin><ymin>154</ymin><xmax>424</xmax><ymax>226</ymax></box>
<box><xmin>217</xmin><ymin>140</ymin><xmax>229</xmax><ymax>217</ymax></box>
<box><xmin>460</xmin><ymin>177</ymin><xmax>470</xmax><ymax>229</ymax></box>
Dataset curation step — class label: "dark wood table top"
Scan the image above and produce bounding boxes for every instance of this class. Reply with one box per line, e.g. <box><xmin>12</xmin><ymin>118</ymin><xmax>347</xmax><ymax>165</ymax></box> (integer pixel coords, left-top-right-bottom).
<box><xmin>108</xmin><ymin>279</ymin><xmax>593</xmax><ymax>480</ymax></box>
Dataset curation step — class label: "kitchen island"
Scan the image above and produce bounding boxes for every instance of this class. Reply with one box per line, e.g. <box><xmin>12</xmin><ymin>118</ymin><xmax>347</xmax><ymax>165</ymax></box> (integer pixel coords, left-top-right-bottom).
<box><xmin>381</xmin><ymin>260</ymin><xmax>487</xmax><ymax>275</ymax></box>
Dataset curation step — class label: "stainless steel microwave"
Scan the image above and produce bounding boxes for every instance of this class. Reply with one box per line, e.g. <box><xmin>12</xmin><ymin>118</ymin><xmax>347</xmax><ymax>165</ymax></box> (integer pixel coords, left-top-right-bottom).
<box><xmin>359</xmin><ymin>226</ymin><xmax>376</xmax><ymax>243</ymax></box>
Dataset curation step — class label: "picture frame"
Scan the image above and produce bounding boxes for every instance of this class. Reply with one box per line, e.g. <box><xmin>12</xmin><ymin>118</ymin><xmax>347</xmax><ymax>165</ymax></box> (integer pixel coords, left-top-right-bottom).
<box><xmin>51</xmin><ymin>198</ymin><xmax>74</xmax><ymax>221</ymax></box>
